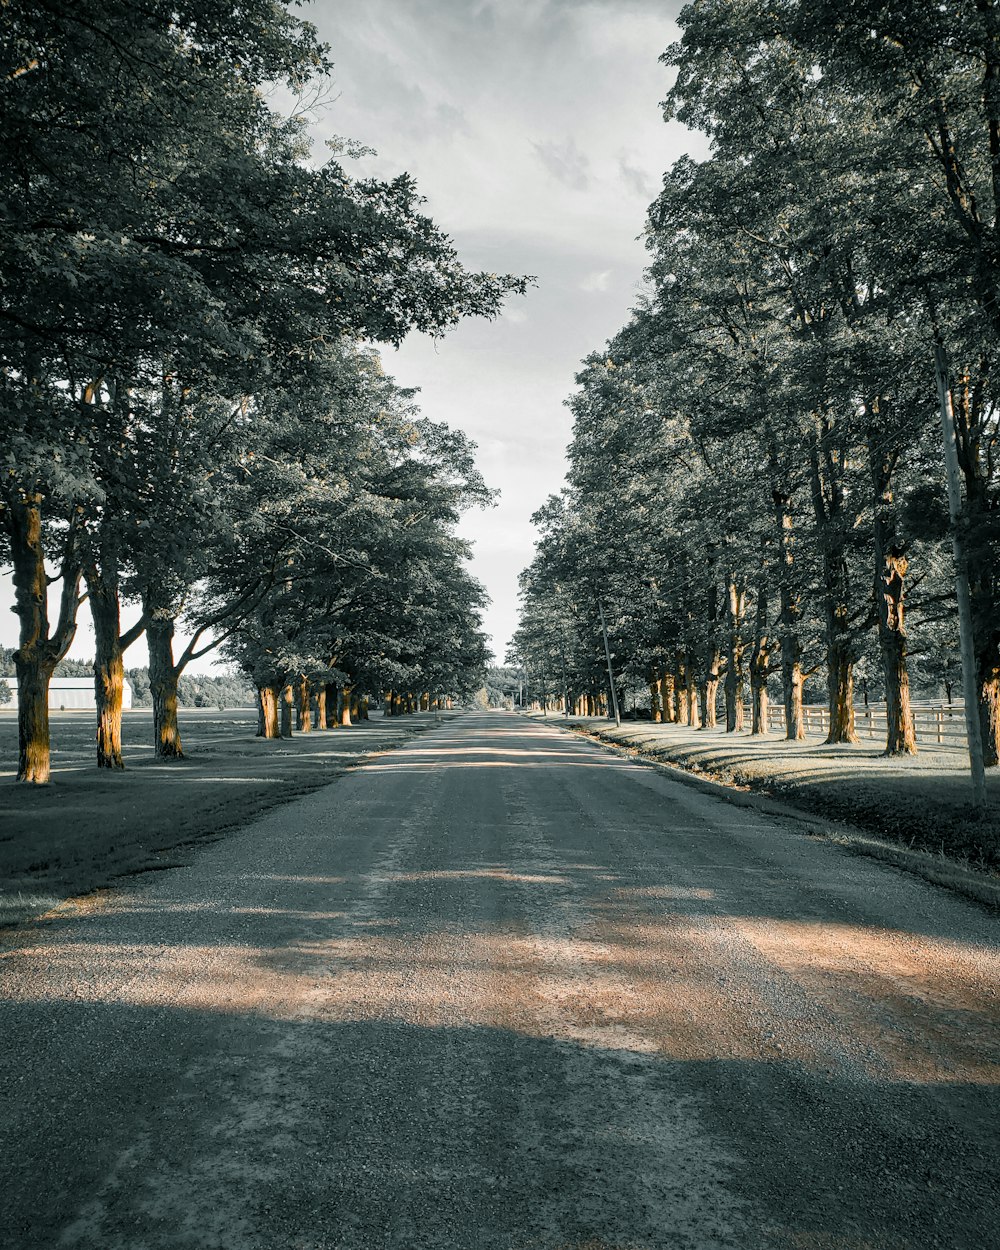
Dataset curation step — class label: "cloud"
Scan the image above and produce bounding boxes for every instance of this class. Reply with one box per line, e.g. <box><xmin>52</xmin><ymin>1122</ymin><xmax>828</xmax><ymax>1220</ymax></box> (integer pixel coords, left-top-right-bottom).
<box><xmin>618</xmin><ymin>152</ymin><xmax>658</xmax><ymax>201</ymax></box>
<box><xmin>579</xmin><ymin>269</ymin><xmax>612</xmax><ymax>292</ymax></box>
<box><xmin>531</xmin><ymin>136</ymin><xmax>591</xmax><ymax>191</ymax></box>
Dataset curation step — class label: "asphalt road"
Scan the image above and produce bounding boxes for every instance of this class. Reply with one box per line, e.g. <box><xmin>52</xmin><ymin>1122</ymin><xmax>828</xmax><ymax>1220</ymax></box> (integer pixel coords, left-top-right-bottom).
<box><xmin>1</xmin><ymin>711</ymin><xmax>997</xmax><ymax>1250</ymax></box>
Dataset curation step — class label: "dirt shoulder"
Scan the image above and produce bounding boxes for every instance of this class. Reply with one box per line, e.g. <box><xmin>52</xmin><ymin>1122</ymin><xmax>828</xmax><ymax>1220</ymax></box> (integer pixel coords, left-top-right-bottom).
<box><xmin>0</xmin><ymin>707</ymin><xmax>455</xmax><ymax>930</ymax></box>
<box><xmin>541</xmin><ymin>714</ymin><xmax>1000</xmax><ymax>903</ymax></box>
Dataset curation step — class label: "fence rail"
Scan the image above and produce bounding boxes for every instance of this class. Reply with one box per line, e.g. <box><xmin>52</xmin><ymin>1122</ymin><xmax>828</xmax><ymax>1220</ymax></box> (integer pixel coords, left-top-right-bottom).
<box><xmin>763</xmin><ymin>702</ymin><xmax>968</xmax><ymax>747</ymax></box>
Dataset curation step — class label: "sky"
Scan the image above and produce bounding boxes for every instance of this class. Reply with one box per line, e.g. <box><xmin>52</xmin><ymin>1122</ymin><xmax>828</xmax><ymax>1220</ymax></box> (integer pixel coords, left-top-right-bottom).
<box><xmin>304</xmin><ymin>0</ymin><xmax>696</xmax><ymax>662</ymax></box>
<box><xmin>1</xmin><ymin>0</ymin><xmax>700</xmax><ymax>670</ymax></box>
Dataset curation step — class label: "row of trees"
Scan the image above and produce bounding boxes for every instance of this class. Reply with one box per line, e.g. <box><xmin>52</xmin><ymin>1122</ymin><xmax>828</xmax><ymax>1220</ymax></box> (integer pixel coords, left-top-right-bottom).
<box><xmin>513</xmin><ymin>0</ymin><xmax>998</xmax><ymax>784</ymax></box>
<box><xmin>1</xmin><ymin>0</ymin><xmax>523</xmax><ymax>782</ymax></box>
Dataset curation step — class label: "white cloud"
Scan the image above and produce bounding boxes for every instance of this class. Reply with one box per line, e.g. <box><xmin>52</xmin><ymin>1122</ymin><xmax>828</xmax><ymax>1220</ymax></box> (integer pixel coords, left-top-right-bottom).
<box><xmin>579</xmin><ymin>269</ymin><xmax>612</xmax><ymax>292</ymax></box>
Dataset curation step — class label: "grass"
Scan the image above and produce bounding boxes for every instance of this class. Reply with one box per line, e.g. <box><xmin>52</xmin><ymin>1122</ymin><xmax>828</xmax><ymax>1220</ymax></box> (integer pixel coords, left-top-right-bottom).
<box><xmin>0</xmin><ymin>706</ymin><xmax>451</xmax><ymax>929</ymax></box>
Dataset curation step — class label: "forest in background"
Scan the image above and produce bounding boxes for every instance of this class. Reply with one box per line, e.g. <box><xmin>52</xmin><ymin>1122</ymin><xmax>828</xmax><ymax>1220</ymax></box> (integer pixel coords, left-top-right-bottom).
<box><xmin>513</xmin><ymin>0</ymin><xmax>999</xmax><ymax>799</ymax></box>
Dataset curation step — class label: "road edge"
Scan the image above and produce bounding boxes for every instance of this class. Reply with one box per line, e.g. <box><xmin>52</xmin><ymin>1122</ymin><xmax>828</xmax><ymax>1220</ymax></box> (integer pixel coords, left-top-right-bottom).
<box><xmin>531</xmin><ymin>713</ymin><xmax>1000</xmax><ymax>914</ymax></box>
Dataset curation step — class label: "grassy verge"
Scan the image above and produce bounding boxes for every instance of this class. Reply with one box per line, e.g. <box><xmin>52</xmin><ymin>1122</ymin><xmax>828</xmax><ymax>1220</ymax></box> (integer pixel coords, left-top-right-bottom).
<box><xmin>550</xmin><ymin>716</ymin><xmax>1000</xmax><ymax>907</ymax></box>
<box><xmin>0</xmin><ymin>707</ymin><xmax>452</xmax><ymax>929</ymax></box>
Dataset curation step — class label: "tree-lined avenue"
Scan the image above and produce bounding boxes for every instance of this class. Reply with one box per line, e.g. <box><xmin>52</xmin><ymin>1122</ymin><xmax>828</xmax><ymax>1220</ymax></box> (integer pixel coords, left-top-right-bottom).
<box><xmin>0</xmin><ymin>712</ymin><xmax>997</xmax><ymax>1249</ymax></box>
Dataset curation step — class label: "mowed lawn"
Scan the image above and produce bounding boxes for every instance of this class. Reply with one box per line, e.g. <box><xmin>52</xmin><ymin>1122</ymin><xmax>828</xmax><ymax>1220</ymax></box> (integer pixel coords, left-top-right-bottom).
<box><xmin>0</xmin><ymin>707</ymin><xmax>445</xmax><ymax>929</ymax></box>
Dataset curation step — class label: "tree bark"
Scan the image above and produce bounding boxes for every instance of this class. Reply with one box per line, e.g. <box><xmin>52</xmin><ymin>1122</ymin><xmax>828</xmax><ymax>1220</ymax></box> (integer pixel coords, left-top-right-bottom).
<box><xmin>296</xmin><ymin>676</ymin><xmax>312</xmax><ymax>733</ymax></box>
<box><xmin>724</xmin><ymin>578</ymin><xmax>746</xmax><ymax>733</ymax></box>
<box><xmin>259</xmin><ymin>686</ymin><xmax>280</xmax><ymax>739</ymax></box>
<box><xmin>700</xmin><ymin>580</ymin><xmax>722</xmax><ymax>729</ymax></box>
<box><xmin>660</xmin><ymin>671</ymin><xmax>676</xmax><ymax>723</ymax></box>
<box><xmin>807</xmin><ymin>423</ymin><xmax>859</xmax><ymax>745</ymax></box>
<box><xmin>280</xmin><ymin>684</ymin><xmax>294</xmax><ymax>737</ymax></box>
<box><xmin>8</xmin><ymin>495</ymin><xmax>83</xmax><ymax>782</ymax></box>
<box><xmin>340</xmin><ymin>686</ymin><xmax>353</xmax><ymax>727</ymax></box>
<box><xmin>147</xmin><ymin>617</ymin><xmax>183</xmax><ymax>758</ymax></box>
<box><xmin>684</xmin><ymin>652</ymin><xmax>700</xmax><ymax>728</ymax></box>
<box><xmin>674</xmin><ymin>654</ymin><xmax>689</xmax><ymax>725</ymax></box>
<box><xmin>315</xmin><ymin>686</ymin><xmax>327</xmax><ymax>730</ymax></box>
<box><xmin>750</xmin><ymin>579</ymin><xmax>770</xmax><ymax>735</ymax></box>
<box><xmin>867</xmin><ymin>422</ymin><xmax>917</xmax><ymax>756</ymax></box>
<box><xmin>773</xmin><ymin>488</ymin><xmax>805</xmax><ymax>741</ymax></box>
<box><xmin>87</xmin><ymin>572</ymin><xmax>127</xmax><ymax>770</ymax></box>
<box><xmin>649</xmin><ymin>670</ymin><xmax>662</xmax><ymax>722</ymax></box>
<box><xmin>981</xmin><ymin>668</ymin><xmax>1000</xmax><ymax>767</ymax></box>
<box><xmin>325</xmin><ymin>683</ymin><xmax>339</xmax><ymax>727</ymax></box>
<box><xmin>875</xmin><ymin>541</ymin><xmax>916</xmax><ymax>756</ymax></box>
<box><xmin>700</xmin><ymin>647</ymin><xmax>721</xmax><ymax>729</ymax></box>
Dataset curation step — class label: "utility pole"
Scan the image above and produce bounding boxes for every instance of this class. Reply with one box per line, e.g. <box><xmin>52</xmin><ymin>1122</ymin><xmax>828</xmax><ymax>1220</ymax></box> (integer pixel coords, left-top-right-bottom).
<box><xmin>933</xmin><ymin>339</ymin><xmax>987</xmax><ymax>812</ymax></box>
<box><xmin>596</xmin><ymin>595</ymin><xmax>621</xmax><ymax>728</ymax></box>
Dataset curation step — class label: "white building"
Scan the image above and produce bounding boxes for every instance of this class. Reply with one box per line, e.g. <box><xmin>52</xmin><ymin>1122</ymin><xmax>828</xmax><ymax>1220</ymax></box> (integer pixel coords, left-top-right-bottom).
<box><xmin>4</xmin><ymin>676</ymin><xmax>133</xmax><ymax>711</ymax></box>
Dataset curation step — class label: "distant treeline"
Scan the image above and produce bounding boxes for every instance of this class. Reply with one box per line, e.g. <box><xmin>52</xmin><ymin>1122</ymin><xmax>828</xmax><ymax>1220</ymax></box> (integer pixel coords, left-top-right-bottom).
<box><xmin>0</xmin><ymin>651</ymin><xmax>253</xmax><ymax>709</ymax></box>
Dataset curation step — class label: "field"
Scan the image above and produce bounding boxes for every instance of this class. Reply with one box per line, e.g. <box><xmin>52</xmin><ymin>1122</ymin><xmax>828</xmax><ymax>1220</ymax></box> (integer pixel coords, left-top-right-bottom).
<box><xmin>0</xmin><ymin>706</ymin><xmax>446</xmax><ymax>928</ymax></box>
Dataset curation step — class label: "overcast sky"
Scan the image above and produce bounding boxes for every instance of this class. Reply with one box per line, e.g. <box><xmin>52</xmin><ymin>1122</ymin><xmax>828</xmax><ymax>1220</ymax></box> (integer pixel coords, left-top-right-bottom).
<box><xmin>1</xmin><ymin>0</ymin><xmax>699</xmax><ymax>669</ymax></box>
<box><xmin>307</xmin><ymin>0</ymin><xmax>696</xmax><ymax>662</ymax></box>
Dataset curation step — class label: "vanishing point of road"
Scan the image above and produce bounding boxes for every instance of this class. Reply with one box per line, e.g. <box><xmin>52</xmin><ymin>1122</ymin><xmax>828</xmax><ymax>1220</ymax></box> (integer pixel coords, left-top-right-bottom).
<box><xmin>1</xmin><ymin>712</ymin><xmax>997</xmax><ymax>1250</ymax></box>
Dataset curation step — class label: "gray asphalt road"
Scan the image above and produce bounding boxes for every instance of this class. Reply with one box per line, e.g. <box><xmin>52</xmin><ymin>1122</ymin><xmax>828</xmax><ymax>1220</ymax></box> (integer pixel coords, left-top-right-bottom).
<box><xmin>1</xmin><ymin>711</ymin><xmax>997</xmax><ymax>1250</ymax></box>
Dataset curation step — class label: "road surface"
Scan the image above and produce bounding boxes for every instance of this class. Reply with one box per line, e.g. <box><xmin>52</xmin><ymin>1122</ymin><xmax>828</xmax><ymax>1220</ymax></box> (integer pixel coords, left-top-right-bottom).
<box><xmin>1</xmin><ymin>711</ymin><xmax>997</xmax><ymax>1249</ymax></box>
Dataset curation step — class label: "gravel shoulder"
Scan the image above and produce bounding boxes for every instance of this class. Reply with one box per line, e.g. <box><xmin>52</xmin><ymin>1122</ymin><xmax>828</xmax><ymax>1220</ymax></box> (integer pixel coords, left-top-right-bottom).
<box><xmin>0</xmin><ymin>707</ymin><xmax>453</xmax><ymax>929</ymax></box>
<box><xmin>1</xmin><ymin>711</ymin><xmax>997</xmax><ymax>1249</ymax></box>
<box><xmin>550</xmin><ymin>714</ymin><xmax>1000</xmax><ymax>879</ymax></box>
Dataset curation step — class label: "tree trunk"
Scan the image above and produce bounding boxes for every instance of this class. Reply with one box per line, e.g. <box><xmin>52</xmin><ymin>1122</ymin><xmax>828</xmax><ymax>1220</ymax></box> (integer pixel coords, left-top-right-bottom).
<box><xmin>826</xmin><ymin>639</ymin><xmax>857</xmax><ymax>744</ymax></box>
<box><xmin>88</xmin><ymin>574</ymin><xmax>126</xmax><ymax>770</ymax></box>
<box><xmin>684</xmin><ymin>653</ymin><xmax>700</xmax><ymax>728</ymax></box>
<box><xmin>280</xmin><ymin>685</ymin><xmax>294</xmax><ymax>738</ymax></box>
<box><xmin>750</xmin><ymin>579</ymin><xmax>770</xmax><ymax>736</ymax></box>
<box><xmin>649</xmin><ymin>671</ymin><xmax>662</xmax><ymax>722</ymax></box>
<box><xmin>296</xmin><ymin>676</ymin><xmax>312</xmax><ymax>733</ymax></box>
<box><xmin>876</xmin><ymin>545</ymin><xmax>916</xmax><ymax>756</ymax></box>
<box><xmin>360</xmin><ymin>695</ymin><xmax>370</xmax><ymax>721</ymax></box>
<box><xmin>8</xmin><ymin>493</ymin><xmax>83</xmax><ymax>783</ymax></box>
<box><xmin>14</xmin><ymin>656</ymin><xmax>55</xmax><ymax>784</ymax></box>
<box><xmin>700</xmin><ymin>579</ymin><xmax>722</xmax><ymax>729</ymax></box>
<box><xmin>147</xmin><ymin>617</ymin><xmax>183</xmax><ymax>759</ymax></box>
<box><xmin>660</xmin><ymin>671</ymin><xmax>676</xmax><ymax>723</ymax></box>
<box><xmin>724</xmin><ymin>578</ymin><xmax>746</xmax><ymax>733</ymax></box>
<box><xmin>700</xmin><ymin>647</ymin><xmax>721</xmax><ymax>729</ymax></box>
<box><xmin>316</xmin><ymin>686</ymin><xmax>327</xmax><ymax>730</ymax></box>
<box><xmin>420</xmin><ymin>692</ymin><xmax>430</xmax><ymax>712</ymax></box>
<box><xmin>950</xmin><ymin>373</ymin><xmax>999</xmax><ymax>767</ymax></box>
<box><xmin>782</xmin><ymin>651</ymin><xmax>805</xmax><ymax>742</ymax></box>
<box><xmin>981</xmin><ymin>669</ymin><xmax>1000</xmax><ymax>767</ymax></box>
<box><xmin>772</xmin><ymin>484</ymin><xmax>806</xmax><ymax>741</ymax></box>
<box><xmin>351</xmin><ymin>690</ymin><xmax>362</xmax><ymax>721</ymax></box>
<box><xmin>807</xmin><ymin>424</ymin><xmax>859</xmax><ymax>746</ymax></box>
<box><xmin>325</xmin><ymin>684</ymin><xmax>338</xmax><ymax>727</ymax></box>
<box><xmin>867</xmin><ymin>426</ymin><xmax>917</xmax><ymax>756</ymax></box>
<box><xmin>674</xmin><ymin>654</ymin><xmax>689</xmax><ymax>725</ymax></box>
<box><xmin>259</xmin><ymin>686</ymin><xmax>280</xmax><ymax>739</ymax></box>
<box><xmin>340</xmin><ymin>686</ymin><xmax>353</xmax><ymax>727</ymax></box>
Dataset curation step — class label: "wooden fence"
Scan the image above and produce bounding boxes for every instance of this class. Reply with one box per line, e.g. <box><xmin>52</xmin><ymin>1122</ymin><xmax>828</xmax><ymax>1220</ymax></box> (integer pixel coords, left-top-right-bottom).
<box><xmin>763</xmin><ymin>702</ymin><xmax>968</xmax><ymax>747</ymax></box>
